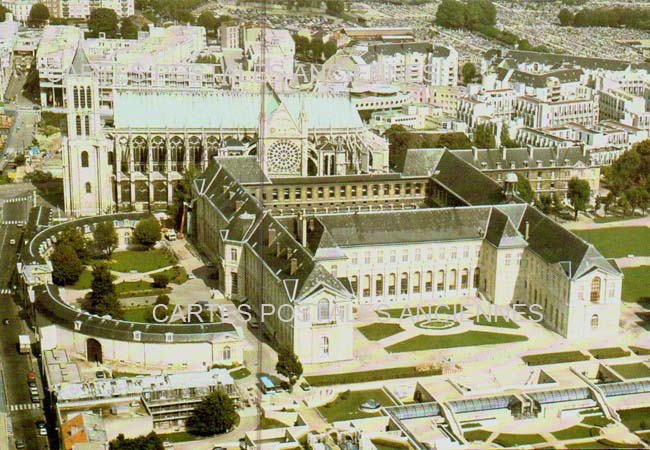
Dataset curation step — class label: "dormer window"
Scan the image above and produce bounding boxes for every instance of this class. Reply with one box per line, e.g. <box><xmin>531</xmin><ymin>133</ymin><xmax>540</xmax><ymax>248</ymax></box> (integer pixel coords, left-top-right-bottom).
<box><xmin>510</xmin><ymin>161</ymin><xmax>516</xmax><ymax>169</ymax></box>
<box><xmin>165</xmin><ymin>332</ymin><xmax>173</xmax><ymax>343</ymax></box>
<box><xmin>133</xmin><ymin>331</ymin><xmax>141</xmax><ymax>341</ymax></box>
<box><xmin>74</xmin><ymin>320</ymin><xmax>82</xmax><ymax>331</ymax></box>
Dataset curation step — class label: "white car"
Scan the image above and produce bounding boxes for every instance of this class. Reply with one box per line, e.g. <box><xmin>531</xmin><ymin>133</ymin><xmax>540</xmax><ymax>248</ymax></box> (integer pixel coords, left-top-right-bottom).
<box><xmin>187</xmin><ymin>274</ymin><xmax>196</xmax><ymax>280</ymax></box>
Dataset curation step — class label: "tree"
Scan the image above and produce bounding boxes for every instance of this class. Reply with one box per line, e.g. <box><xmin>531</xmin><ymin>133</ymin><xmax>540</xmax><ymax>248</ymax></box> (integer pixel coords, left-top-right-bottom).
<box><xmin>109</xmin><ymin>431</ymin><xmax>163</xmax><ymax>450</ymax></box>
<box><xmin>88</xmin><ymin>8</ymin><xmax>119</xmax><ymax>38</ymax></box>
<box><xmin>120</xmin><ymin>17</ymin><xmax>138</xmax><ymax>39</ymax></box>
<box><xmin>535</xmin><ymin>194</ymin><xmax>553</xmax><ymax>214</ymax></box>
<box><xmin>516</xmin><ymin>175</ymin><xmax>534</xmax><ymax>203</ymax></box>
<box><xmin>87</xmin><ymin>263</ymin><xmax>122</xmax><ymax>318</ymax></box>
<box><xmin>310</xmin><ymin>36</ymin><xmax>324</xmax><ymax>61</ymax></box>
<box><xmin>28</xmin><ymin>3</ymin><xmax>49</xmax><ymax>27</ymax></box>
<box><xmin>293</xmin><ymin>34</ymin><xmax>310</xmax><ymax>59</ymax></box>
<box><xmin>461</xmin><ymin>62</ymin><xmax>477</xmax><ymax>83</ymax></box>
<box><xmin>323</xmin><ymin>40</ymin><xmax>337</xmax><ymax>59</ymax></box>
<box><xmin>0</xmin><ymin>4</ymin><xmax>10</xmax><ymax>21</ymax></box>
<box><xmin>567</xmin><ymin>177</ymin><xmax>591</xmax><ymax>220</ymax></box>
<box><xmin>155</xmin><ymin>294</ymin><xmax>170</xmax><ymax>305</ymax></box>
<box><xmin>473</xmin><ymin>123</ymin><xmax>496</xmax><ymax>148</ymax></box>
<box><xmin>51</xmin><ymin>244</ymin><xmax>84</xmax><ymax>286</ymax></box>
<box><xmin>276</xmin><ymin>347</ymin><xmax>303</xmax><ymax>385</ymax></box>
<box><xmin>500</xmin><ymin>124</ymin><xmax>519</xmax><ymax>148</ymax></box>
<box><xmin>59</xmin><ymin>227</ymin><xmax>89</xmax><ymax>261</ymax></box>
<box><xmin>558</xmin><ymin>8</ymin><xmax>574</xmax><ymax>26</ymax></box>
<box><xmin>15</xmin><ymin>154</ymin><xmax>26</xmax><ymax>166</ymax></box>
<box><xmin>436</xmin><ymin>0</ymin><xmax>466</xmax><ymax>28</ymax></box>
<box><xmin>93</xmin><ymin>221</ymin><xmax>118</xmax><ymax>257</ymax></box>
<box><xmin>552</xmin><ymin>192</ymin><xmax>563</xmax><ymax>216</ymax></box>
<box><xmin>197</xmin><ymin>10</ymin><xmax>217</xmax><ymax>33</ymax></box>
<box><xmin>134</xmin><ymin>217</ymin><xmax>162</xmax><ymax>249</ymax></box>
<box><xmin>186</xmin><ymin>390</ymin><xmax>238</xmax><ymax>436</ymax></box>
<box><xmin>325</xmin><ymin>0</ymin><xmax>344</xmax><ymax>15</ymax></box>
<box><xmin>151</xmin><ymin>273</ymin><xmax>169</xmax><ymax>288</ymax></box>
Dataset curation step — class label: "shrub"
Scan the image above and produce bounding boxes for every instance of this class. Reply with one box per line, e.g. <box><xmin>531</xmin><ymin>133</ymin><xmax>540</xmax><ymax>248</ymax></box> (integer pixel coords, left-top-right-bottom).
<box><xmin>155</xmin><ymin>294</ymin><xmax>170</xmax><ymax>305</ymax></box>
<box><xmin>151</xmin><ymin>273</ymin><xmax>170</xmax><ymax>288</ymax></box>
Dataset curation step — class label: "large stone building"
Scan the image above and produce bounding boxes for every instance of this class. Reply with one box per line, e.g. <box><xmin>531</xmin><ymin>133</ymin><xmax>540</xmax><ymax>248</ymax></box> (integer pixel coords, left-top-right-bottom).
<box><xmin>192</xmin><ymin>149</ymin><xmax>622</xmax><ymax>364</ymax></box>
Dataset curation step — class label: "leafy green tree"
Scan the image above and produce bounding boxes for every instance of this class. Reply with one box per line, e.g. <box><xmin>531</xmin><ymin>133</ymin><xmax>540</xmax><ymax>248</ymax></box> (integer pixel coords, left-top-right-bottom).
<box><xmin>51</xmin><ymin>244</ymin><xmax>84</xmax><ymax>286</ymax></box>
<box><xmin>23</xmin><ymin>62</ymin><xmax>40</xmax><ymax>102</ymax></box>
<box><xmin>323</xmin><ymin>40</ymin><xmax>337</xmax><ymax>59</ymax></box>
<box><xmin>109</xmin><ymin>431</ymin><xmax>163</xmax><ymax>450</ymax></box>
<box><xmin>500</xmin><ymin>124</ymin><xmax>519</xmax><ymax>148</ymax></box>
<box><xmin>310</xmin><ymin>36</ymin><xmax>324</xmax><ymax>61</ymax></box>
<box><xmin>155</xmin><ymin>294</ymin><xmax>170</xmax><ymax>305</ymax></box>
<box><xmin>461</xmin><ymin>62</ymin><xmax>477</xmax><ymax>83</ymax></box>
<box><xmin>436</xmin><ymin>0</ymin><xmax>466</xmax><ymax>28</ymax></box>
<box><xmin>603</xmin><ymin>192</ymin><xmax>614</xmax><ymax>214</ymax></box>
<box><xmin>0</xmin><ymin>4</ymin><xmax>10</xmax><ymax>21</ymax></box>
<box><xmin>15</xmin><ymin>154</ymin><xmax>26</xmax><ymax>166</ymax></box>
<box><xmin>134</xmin><ymin>217</ymin><xmax>162</xmax><ymax>249</ymax></box>
<box><xmin>151</xmin><ymin>273</ymin><xmax>169</xmax><ymax>288</ymax></box>
<box><xmin>535</xmin><ymin>194</ymin><xmax>553</xmax><ymax>214</ymax></box>
<box><xmin>473</xmin><ymin>123</ymin><xmax>496</xmax><ymax>148</ymax></box>
<box><xmin>293</xmin><ymin>34</ymin><xmax>310</xmax><ymax>59</ymax></box>
<box><xmin>552</xmin><ymin>192</ymin><xmax>563</xmax><ymax>216</ymax></box>
<box><xmin>88</xmin><ymin>8</ymin><xmax>119</xmax><ymax>38</ymax></box>
<box><xmin>276</xmin><ymin>347</ymin><xmax>303</xmax><ymax>385</ymax></box>
<box><xmin>28</xmin><ymin>3</ymin><xmax>49</xmax><ymax>27</ymax></box>
<box><xmin>558</xmin><ymin>8</ymin><xmax>574</xmax><ymax>25</ymax></box>
<box><xmin>437</xmin><ymin>132</ymin><xmax>472</xmax><ymax>149</ymax></box>
<box><xmin>120</xmin><ymin>17</ymin><xmax>138</xmax><ymax>39</ymax></box>
<box><xmin>87</xmin><ymin>263</ymin><xmax>122</xmax><ymax>318</ymax></box>
<box><xmin>197</xmin><ymin>10</ymin><xmax>217</xmax><ymax>32</ymax></box>
<box><xmin>93</xmin><ymin>221</ymin><xmax>119</xmax><ymax>257</ymax></box>
<box><xmin>325</xmin><ymin>0</ymin><xmax>344</xmax><ymax>15</ymax></box>
<box><xmin>59</xmin><ymin>227</ymin><xmax>89</xmax><ymax>261</ymax></box>
<box><xmin>567</xmin><ymin>177</ymin><xmax>591</xmax><ymax>220</ymax></box>
<box><xmin>516</xmin><ymin>175</ymin><xmax>534</xmax><ymax>203</ymax></box>
<box><xmin>186</xmin><ymin>390</ymin><xmax>239</xmax><ymax>436</ymax></box>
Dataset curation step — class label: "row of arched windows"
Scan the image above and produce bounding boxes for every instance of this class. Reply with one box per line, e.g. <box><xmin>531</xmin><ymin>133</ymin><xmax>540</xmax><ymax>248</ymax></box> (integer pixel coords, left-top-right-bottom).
<box><xmin>348</xmin><ymin>268</ymin><xmax>480</xmax><ymax>298</ymax></box>
<box><xmin>75</xmin><ymin>115</ymin><xmax>90</xmax><ymax>137</ymax></box>
<box><xmin>73</xmin><ymin>86</ymin><xmax>92</xmax><ymax>109</ymax></box>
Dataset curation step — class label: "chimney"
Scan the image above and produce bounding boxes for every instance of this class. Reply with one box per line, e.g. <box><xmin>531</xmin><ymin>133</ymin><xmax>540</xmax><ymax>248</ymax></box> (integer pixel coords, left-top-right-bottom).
<box><xmin>286</xmin><ymin>247</ymin><xmax>292</xmax><ymax>260</ymax></box>
<box><xmin>276</xmin><ymin>241</ymin><xmax>281</xmax><ymax>258</ymax></box>
<box><xmin>472</xmin><ymin>146</ymin><xmax>478</xmax><ymax>161</ymax></box>
<box><xmin>580</xmin><ymin>143</ymin><xmax>586</xmax><ymax>156</ymax></box>
<box><xmin>525</xmin><ymin>221</ymin><xmax>530</xmax><ymax>240</ymax></box>
<box><xmin>290</xmin><ymin>258</ymin><xmax>298</xmax><ymax>275</ymax></box>
<box><xmin>527</xmin><ymin>144</ymin><xmax>534</xmax><ymax>159</ymax></box>
<box><xmin>235</xmin><ymin>200</ymin><xmax>243</xmax><ymax>210</ymax></box>
<box><xmin>268</xmin><ymin>227</ymin><xmax>277</xmax><ymax>246</ymax></box>
<box><xmin>501</xmin><ymin>145</ymin><xmax>506</xmax><ymax>160</ymax></box>
<box><xmin>296</xmin><ymin>211</ymin><xmax>307</xmax><ymax>247</ymax></box>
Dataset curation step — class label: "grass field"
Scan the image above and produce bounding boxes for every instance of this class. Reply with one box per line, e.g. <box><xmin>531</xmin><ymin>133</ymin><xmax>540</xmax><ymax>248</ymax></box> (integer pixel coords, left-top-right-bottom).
<box><xmin>230</xmin><ymin>367</ymin><xmax>251</xmax><ymax>380</ymax></box>
<box><xmin>551</xmin><ymin>425</ymin><xmax>594</xmax><ymax>441</ymax></box>
<box><xmin>157</xmin><ymin>431</ymin><xmax>201</xmax><ymax>443</ymax></box>
<box><xmin>619</xmin><ymin>407</ymin><xmax>650</xmax><ymax>431</ymax></box>
<box><xmin>593</xmin><ymin>215</ymin><xmax>641</xmax><ymax>224</ymax></box>
<box><xmin>492</xmin><ymin>433</ymin><xmax>545</xmax><ymax>447</ymax></box>
<box><xmin>573</xmin><ymin>226</ymin><xmax>650</xmax><ymax>258</ymax></box>
<box><xmin>305</xmin><ymin>365</ymin><xmax>442</xmax><ymax>386</ymax></box>
<box><xmin>318</xmin><ymin>389</ymin><xmax>395</xmax><ymax>422</ymax></box>
<box><xmin>464</xmin><ymin>429</ymin><xmax>492</xmax><ymax>442</ymax></box>
<box><xmin>385</xmin><ymin>331</ymin><xmax>527</xmax><ymax>353</ymax></box>
<box><xmin>610</xmin><ymin>363</ymin><xmax>650</xmax><ymax>379</ymax></box>
<box><xmin>258</xmin><ymin>417</ymin><xmax>287</xmax><ymax>430</ymax></box>
<box><xmin>622</xmin><ymin>266</ymin><xmax>650</xmax><ymax>303</ymax></box>
<box><xmin>588</xmin><ymin>347</ymin><xmax>631</xmax><ymax>359</ymax></box>
<box><xmin>566</xmin><ymin>440</ymin><xmax>640</xmax><ymax>449</ymax></box>
<box><xmin>100</xmin><ymin>249</ymin><xmax>175</xmax><ymax>273</ymax></box>
<box><xmin>153</xmin><ymin>265</ymin><xmax>188</xmax><ymax>284</ymax></box>
<box><xmin>522</xmin><ymin>351</ymin><xmax>590</xmax><ymax>366</ymax></box>
<box><xmin>582</xmin><ymin>415</ymin><xmax>613</xmax><ymax>427</ymax></box>
<box><xmin>471</xmin><ymin>315</ymin><xmax>520</xmax><ymax>329</ymax></box>
<box><xmin>631</xmin><ymin>346</ymin><xmax>650</xmax><ymax>355</ymax></box>
<box><xmin>358</xmin><ymin>323</ymin><xmax>405</xmax><ymax>340</ymax></box>
<box><xmin>70</xmin><ymin>270</ymin><xmax>93</xmax><ymax>289</ymax></box>
<box><xmin>121</xmin><ymin>307</ymin><xmax>153</xmax><ymax>323</ymax></box>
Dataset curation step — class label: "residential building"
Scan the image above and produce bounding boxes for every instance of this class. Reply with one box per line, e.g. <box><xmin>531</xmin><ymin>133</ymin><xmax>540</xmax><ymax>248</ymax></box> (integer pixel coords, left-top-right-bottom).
<box><xmin>0</xmin><ymin>13</ymin><xmax>18</xmax><ymax>99</ymax></box>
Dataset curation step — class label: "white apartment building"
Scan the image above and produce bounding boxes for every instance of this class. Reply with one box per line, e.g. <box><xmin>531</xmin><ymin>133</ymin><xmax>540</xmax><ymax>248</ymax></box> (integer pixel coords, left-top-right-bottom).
<box><xmin>1</xmin><ymin>0</ymin><xmax>40</xmax><ymax>21</ymax></box>
<box><xmin>322</xmin><ymin>42</ymin><xmax>458</xmax><ymax>88</ymax></box>
<box><xmin>219</xmin><ymin>21</ymin><xmax>239</xmax><ymax>49</ymax></box>
<box><xmin>599</xmin><ymin>88</ymin><xmax>650</xmax><ymax>130</ymax></box>
<box><xmin>0</xmin><ymin>14</ymin><xmax>18</xmax><ymax>99</ymax></box>
<box><xmin>370</xmin><ymin>103</ymin><xmax>440</xmax><ymax>131</ymax></box>
<box><xmin>514</xmin><ymin>94</ymin><xmax>599</xmax><ymax>129</ymax></box>
<box><xmin>457</xmin><ymin>88</ymin><xmax>516</xmax><ymax>128</ymax></box>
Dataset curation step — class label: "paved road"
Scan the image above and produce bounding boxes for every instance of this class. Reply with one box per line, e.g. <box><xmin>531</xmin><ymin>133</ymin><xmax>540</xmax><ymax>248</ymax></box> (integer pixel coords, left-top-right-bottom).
<box><xmin>0</xmin><ymin>223</ymin><xmax>48</xmax><ymax>450</ymax></box>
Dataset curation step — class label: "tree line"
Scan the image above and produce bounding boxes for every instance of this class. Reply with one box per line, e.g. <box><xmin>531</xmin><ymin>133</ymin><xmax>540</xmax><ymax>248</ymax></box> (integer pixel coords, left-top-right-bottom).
<box><xmin>558</xmin><ymin>6</ymin><xmax>650</xmax><ymax>30</ymax></box>
<box><xmin>436</xmin><ymin>0</ymin><xmax>551</xmax><ymax>52</ymax></box>
<box><xmin>600</xmin><ymin>140</ymin><xmax>650</xmax><ymax>215</ymax></box>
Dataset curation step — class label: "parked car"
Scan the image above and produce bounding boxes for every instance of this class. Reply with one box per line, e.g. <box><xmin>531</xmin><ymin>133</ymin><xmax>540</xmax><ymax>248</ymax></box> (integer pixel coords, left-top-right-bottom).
<box><xmin>187</xmin><ymin>273</ymin><xmax>196</xmax><ymax>280</ymax></box>
<box><xmin>35</xmin><ymin>421</ymin><xmax>46</xmax><ymax>436</ymax></box>
<box><xmin>9</xmin><ymin>239</ymin><xmax>15</xmax><ymax>245</ymax></box>
<box><xmin>95</xmin><ymin>371</ymin><xmax>105</xmax><ymax>379</ymax></box>
<box><xmin>30</xmin><ymin>393</ymin><xmax>39</xmax><ymax>403</ymax></box>
<box><xmin>27</xmin><ymin>371</ymin><xmax>35</xmax><ymax>381</ymax></box>
<box><xmin>300</xmin><ymin>381</ymin><xmax>311</xmax><ymax>392</ymax></box>
<box><xmin>14</xmin><ymin>439</ymin><xmax>25</xmax><ymax>449</ymax></box>
<box><xmin>27</xmin><ymin>380</ymin><xmax>36</xmax><ymax>388</ymax></box>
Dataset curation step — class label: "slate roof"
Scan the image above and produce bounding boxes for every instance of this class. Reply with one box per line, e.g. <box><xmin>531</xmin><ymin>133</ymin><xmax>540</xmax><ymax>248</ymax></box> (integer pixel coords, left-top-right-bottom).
<box><xmin>215</xmin><ymin>156</ymin><xmax>270</xmax><ymax>185</ymax></box>
<box><xmin>498</xmin><ymin>50</ymin><xmax>650</xmax><ymax>72</ymax></box>
<box><xmin>451</xmin><ymin>147</ymin><xmax>590</xmax><ymax>170</ymax></box>
<box><xmin>360</xmin><ymin>42</ymin><xmax>450</xmax><ymax>63</ymax></box>
<box><xmin>497</xmin><ymin>67</ymin><xmax>583</xmax><ymax>88</ymax></box>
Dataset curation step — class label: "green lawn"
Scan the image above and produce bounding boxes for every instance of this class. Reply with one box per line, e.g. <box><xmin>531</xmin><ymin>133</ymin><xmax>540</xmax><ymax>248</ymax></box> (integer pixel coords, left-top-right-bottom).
<box><xmin>358</xmin><ymin>323</ymin><xmax>405</xmax><ymax>341</ymax></box>
<box><xmin>551</xmin><ymin>425</ymin><xmax>594</xmax><ymax>441</ymax></box>
<box><xmin>622</xmin><ymin>266</ymin><xmax>650</xmax><ymax>303</ymax></box>
<box><xmin>492</xmin><ymin>433</ymin><xmax>545</xmax><ymax>447</ymax></box>
<box><xmin>115</xmin><ymin>280</ymin><xmax>153</xmax><ymax>294</ymax></box>
<box><xmin>70</xmin><ymin>270</ymin><xmax>92</xmax><ymax>289</ymax></box>
<box><xmin>371</xmin><ymin>439</ymin><xmax>410</xmax><ymax>450</ymax></box>
<box><xmin>464</xmin><ymin>429</ymin><xmax>492</xmax><ymax>442</ymax></box>
<box><xmin>385</xmin><ymin>331</ymin><xmax>527</xmax><ymax>353</ymax></box>
<box><xmin>122</xmin><ymin>307</ymin><xmax>152</xmax><ymax>323</ymax></box>
<box><xmin>582</xmin><ymin>415</ymin><xmax>613</xmax><ymax>428</ymax></box>
<box><xmin>619</xmin><ymin>407</ymin><xmax>650</xmax><ymax>431</ymax></box>
<box><xmin>522</xmin><ymin>351</ymin><xmax>590</xmax><ymax>366</ymax></box>
<box><xmin>112</xmin><ymin>371</ymin><xmax>148</xmax><ymax>378</ymax></box>
<box><xmin>158</xmin><ymin>431</ymin><xmax>202</xmax><ymax>443</ymax></box>
<box><xmin>305</xmin><ymin>365</ymin><xmax>442</xmax><ymax>386</ymax></box>
<box><xmin>258</xmin><ymin>417</ymin><xmax>287</xmax><ymax>430</ymax></box>
<box><xmin>588</xmin><ymin>347</ymin><xmax>631</xmax><ymax>359</ymax></box>
<box><xmin>318</xmin><ymin>389</ymin><xmax>395</xmax><ymax>422</ymax></box>
<box><xmin>574</xmin><ymin>226</ymin><xmax>650</xmax><ymax>258</ymax></box>
<box><xmin>471</xmin><ymin>315</ymin><xmax>520</xmax><ymax>329</ymax></box>
<box><xmin>100</xmin><ymin>249</ymin><xmax>175</xmax><ymax>272</ymax></box>
<box><xmin>593</xmin><ymin>215</ymin><xmax>640</xmax><ymax>224</ymax></box>
<box><xmin>566</xmin><ymin>440</ymin><xmax>640</xmax><ymax>449</ymax></box>
<box><xmin>630</xmin><ymin>346</ymin><xmax>650</xmax><ymax>355</ymax></box>
<box><xmin>610</xmin><ymin>363</ymin><xmax>650</xmax><ymax>379</ymax></box>
<box><xmin>230</xmin><ymin>367</ymin><xmax>251</xmax><ymax>380</ymax></box>
<box><xmin>376</xmin><ymin>304</ymin><xmax>467</xmax><ymax>319</ymax></box>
